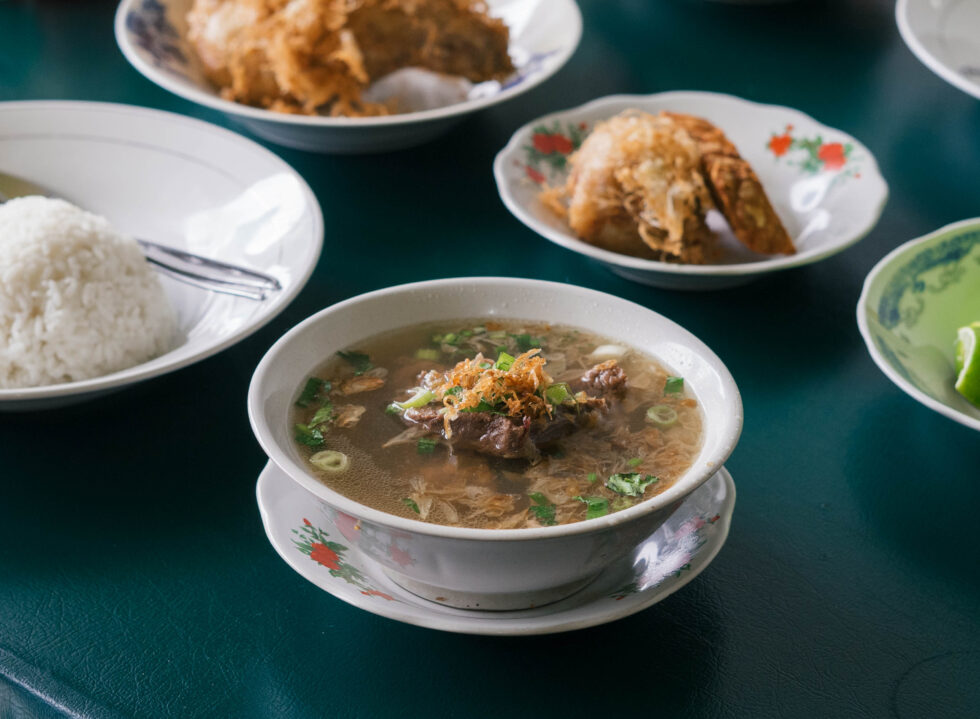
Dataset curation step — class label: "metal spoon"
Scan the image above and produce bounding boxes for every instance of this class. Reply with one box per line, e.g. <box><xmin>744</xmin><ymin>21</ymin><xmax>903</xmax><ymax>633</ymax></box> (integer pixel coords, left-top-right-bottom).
<box><xmin>0</xmin><ymin>172</ymin><xmax>283</xmax><ymax>301</ymax></box>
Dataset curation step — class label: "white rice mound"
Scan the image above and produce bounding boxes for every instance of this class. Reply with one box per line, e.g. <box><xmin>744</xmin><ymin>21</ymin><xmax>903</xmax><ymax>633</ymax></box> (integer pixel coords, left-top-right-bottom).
<box><xmin>0</xmin><ymin>196</ymin><xmax>177</xmax><ymax>389</ymax></box>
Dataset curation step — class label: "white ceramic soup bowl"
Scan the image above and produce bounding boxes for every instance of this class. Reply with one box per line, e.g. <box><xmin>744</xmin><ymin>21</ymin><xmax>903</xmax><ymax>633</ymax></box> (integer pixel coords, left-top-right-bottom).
<box><xmin>247</xmin><ymin>278</ymin><xmax>743</xmax><ymax>609</ymax></box>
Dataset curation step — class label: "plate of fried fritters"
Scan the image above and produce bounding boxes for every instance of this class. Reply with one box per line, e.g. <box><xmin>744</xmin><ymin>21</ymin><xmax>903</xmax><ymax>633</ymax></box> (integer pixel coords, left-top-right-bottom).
<box><xmin>116</xmin><ymin>0</ymin><xmax>581</xmax><ymax>153</ymax></box>
<box><xmin>494</xmin><ymin>91</ymin><xmax>888</xmax><ymax>289</ymax></box>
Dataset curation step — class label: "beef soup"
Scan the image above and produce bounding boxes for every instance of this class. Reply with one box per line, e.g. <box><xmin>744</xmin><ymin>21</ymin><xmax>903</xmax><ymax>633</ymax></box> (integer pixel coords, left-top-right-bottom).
<box><xmin>292</xmin><ymin>320</ymin><xmax>702</xmax><ymax>529</ymax></box>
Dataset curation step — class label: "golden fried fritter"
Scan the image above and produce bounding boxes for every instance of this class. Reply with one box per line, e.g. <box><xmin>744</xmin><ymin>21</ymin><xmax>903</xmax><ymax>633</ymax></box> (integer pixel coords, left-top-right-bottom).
<box><xmin>541</xmin><ymin>110</ymin><xmax>795</xmax><ymax>263</ymax></box>
<box><xmin>665</xmin><ymin>112</ymin><xmax>794</xmax><ymax>256</ymax></box>
<box><xmin>553</xmin><ymin>111</ymin><xmax>714</xmax><ymax>263</ymax></box>
<box><xmin>186</xmin><ymin>0</ymin><xmax>514</xmax><ymax>117</ymax></box>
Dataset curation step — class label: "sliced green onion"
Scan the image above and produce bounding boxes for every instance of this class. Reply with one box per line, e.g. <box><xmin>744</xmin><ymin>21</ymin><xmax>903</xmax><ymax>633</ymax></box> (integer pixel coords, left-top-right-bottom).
<box><xmin>574</xmin><ymin>496</ymin><xmax>610</xmax><ymax>520</ymax></box>
<box><xmin>664</xmin><ymin>376</ymin><xmax>684</xmax><ymax>394</ymax></box>
<box><xmin>309</xmin><ymin>450</ymin><xmax>349</xmax><ymax>472</ymax></box>
<box><xmin>544</xmin><ymin>382</ymin><xmax>571</xmax><ymax>405</ymax></box>
<box><xmin>459</xmin><ymin>330</ymin><xmax>473</xmax><ymax>338</ymax></box>
<box><xmin>611</xmin><ymin>497</ymin><xmax>634</xmax><ymax>512</ymax></box>
<box><xmin>294</xmin><ymin>423</ymin><xmax>324</xmax><ymax>448</ymax></box>
<box><xmin>402</xmin><ymin>498</ymin><xmax>421</xmax><ymax>514</ymax></box>
<box><xmin>645</xmin><ymin>404</ymin><xmax>678</xmax><ymax>427</ymax></box>
<box><xmin>627</xmin><ymin>457</ymin><xmax>643</xmax><ymax>468</ymax></box>
<box><xmin>488</xmin><ymin>330</ymin><xmax>507</xmax><ymax>340</ymax></box>
<box><xmin>472</xmin><ymin>326</ymin><xmax>486</xmax><ymax>334</ymax></box>
<box><xmin>385</xmin><ymin>403</ymin><xmax>402</xmax><ymax>415</ymax></box>
<box><xmin>587</xmin><ymin>472</ymin><xmax>598</xmax><ymax>483</ymax></box>
<box><xmin>415</xmin><ymin>348</ymin><xmax>440</xmax><ymax>361</ymax></box>
<box><xmin>394</xmin><ymin>388</ymin><xmax>435</xmax><ymax>410</ymax></box>
<box><xmin>416</xmin><ymin>437</ymin><xmax>438</xmax><ymax>455</ymax></box>
<box><xmin>441</xmin><ymin>332</ymin><xmax>459</xmax><ymax>346</ymax></box>
<box><xmin>606</xmin><ymin>472</ymin><xmax>659</xmax><ymax>497</ymax></box>
<box><xmin>494</xmin><ymin>351</ymin><xmax>516</xmax><ymax>371</ymax></box>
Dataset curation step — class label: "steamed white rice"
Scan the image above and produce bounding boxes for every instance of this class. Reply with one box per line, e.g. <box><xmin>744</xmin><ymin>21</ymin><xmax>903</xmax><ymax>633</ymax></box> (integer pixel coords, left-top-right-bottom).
<box><xmin>0</xmin><ymin>197</ymin><xmax>177</xmax><ymax>389</ymax></box>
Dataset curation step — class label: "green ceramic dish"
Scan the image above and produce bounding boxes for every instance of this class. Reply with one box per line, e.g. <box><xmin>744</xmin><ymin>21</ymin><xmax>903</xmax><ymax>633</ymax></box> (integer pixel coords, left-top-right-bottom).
<box><xmin>857</xmin><ymin>218</ymin><xmax>980</xmax><ymax>431</ymax></box>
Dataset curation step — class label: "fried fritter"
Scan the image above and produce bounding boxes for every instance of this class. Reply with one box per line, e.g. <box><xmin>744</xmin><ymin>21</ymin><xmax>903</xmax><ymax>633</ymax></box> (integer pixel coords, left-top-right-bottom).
<box><xmin>559</xmin><ymin>111</ymin><xmax>715</xmax><ymax>263</ymax></box>
<box><xmin>541</xmin><ymin>110</ymin><xmax>795</xmax><ymax>263</ymax></box>
<box><xmin>186</xmin><ymin>0</ymin><xmax>514</xmax><ymax>117</ymax></box>
<box><xmin>666</xmin><ymin>112</ymin><xmax>795</xmax><ymax>256</ymax></box>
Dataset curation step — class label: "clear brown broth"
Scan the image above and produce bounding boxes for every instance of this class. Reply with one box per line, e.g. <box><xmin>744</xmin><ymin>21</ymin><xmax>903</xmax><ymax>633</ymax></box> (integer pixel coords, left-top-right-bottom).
<box><xmin>292</xmin><ymin>320</ymin><xmax>702</xmax><ymax>529</ymax></box>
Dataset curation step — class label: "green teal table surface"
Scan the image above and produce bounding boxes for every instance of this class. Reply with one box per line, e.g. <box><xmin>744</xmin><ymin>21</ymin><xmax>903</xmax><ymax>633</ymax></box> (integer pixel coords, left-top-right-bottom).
<box><xmin>2</xmin><ymin>1</ymin><xmax>980</xmax><ymax>717</ymax></box>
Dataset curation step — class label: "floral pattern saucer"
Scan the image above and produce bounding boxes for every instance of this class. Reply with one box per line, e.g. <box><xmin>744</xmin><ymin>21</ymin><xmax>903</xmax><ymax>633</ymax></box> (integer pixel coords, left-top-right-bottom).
<box><xmin>494</xmin><ymin>91</ymin><xmax>888</xmax><ymax>290</ymax></box>
<box><xmin>256</xmin><ymin>462</ymin><xmax>735</xmax><ymax>635</ymax></box>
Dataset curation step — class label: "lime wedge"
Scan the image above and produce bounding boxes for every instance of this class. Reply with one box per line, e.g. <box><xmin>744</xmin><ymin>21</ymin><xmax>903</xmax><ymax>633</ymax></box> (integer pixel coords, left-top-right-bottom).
<box><xmin>954</xmin><ymin>322</ymin><xmax>980</xmax><ymax>407</ymax></box>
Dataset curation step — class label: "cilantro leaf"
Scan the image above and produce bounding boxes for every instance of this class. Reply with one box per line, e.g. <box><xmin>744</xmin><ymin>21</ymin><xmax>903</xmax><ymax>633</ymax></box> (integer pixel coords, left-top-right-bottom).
<box><xmin>402</xmin><ymin>498</ymin><xmax>421</xmax><ymax>514</ymax></box>
<box><xmin>512</xmin><ymin>333</ymin><xmax>541</xmax><ymax>352</ymax></box>
<box><xmin>605</xmin><ymin>472</ymin><xmax>659</xmax><ymax>497</ymax></box>
<box><xmin>294</xmin><ymin>423</ymin><xmax>325</xmax><ymax>448</ymax></box>
<box><xmin>528</xmin><ymin>492</ymin><xmax>557</xmax><ymax>526</ymax></box>
<box><xmin>573</xmin><ymin>496</ymin><xmax>610</xmax><ymax>520</ymax></box>
<box><xmin>338</xmin><ymin>350</ymin><xmax>373</xmax><ymax>376</ymax></box>
<box><xmin>296</xmin><ymin>377</ymin><xmax>330</xmax><ymax>408</ymax></box>
<box><xmin>310</xmin><ymin>402</ymin><xmax>334</xmax><ymax>428</ymax></box>
<box><xmin>587</xmin><ymin>472</ymin><xmax>598</xmax><ymax>483</ymax></box>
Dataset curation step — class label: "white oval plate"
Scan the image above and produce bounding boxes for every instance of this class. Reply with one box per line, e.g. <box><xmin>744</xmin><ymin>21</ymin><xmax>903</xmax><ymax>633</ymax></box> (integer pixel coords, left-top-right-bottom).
<box><xmin>494</xmin><ymin>91</ymin><xmax>889</xmax><ymax>290</ymax></box>
<box><xmin>257</xmin><ymin>460</ymin><xmax>735</xmax><ymax>635</ymax></box>
<box><xmin>857</xmin><ymin>218</ymin><xmax>980</xmax><ymax>432</ymax></box>
<box><xmin>897</xmin><ymin>0</ymin><xmax>980</xmax><ymax>101</ymax></box>
<box><xmin>0</xmin><ymin>101</ymin><xmax>322</xmax><ymax>411</ymax></box>
<box><xmin>115</xmin><ymin>0</ymin><xmax>582</xmax><ymax>154</ymax></box>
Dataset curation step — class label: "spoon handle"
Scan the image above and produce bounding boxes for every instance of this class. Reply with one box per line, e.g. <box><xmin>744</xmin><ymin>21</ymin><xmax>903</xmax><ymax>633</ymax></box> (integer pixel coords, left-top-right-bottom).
<box><xmin>137</xmin><ymin>239</ymin><xmax>282</xmax><ymax>300</ymax></box>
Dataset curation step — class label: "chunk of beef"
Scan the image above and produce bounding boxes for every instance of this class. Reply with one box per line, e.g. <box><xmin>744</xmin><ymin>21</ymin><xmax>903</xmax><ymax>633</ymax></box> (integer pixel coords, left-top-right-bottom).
<box><xmin>403</xmin><ymin>406</ymin><xmax>535</xmax><ymax>460</ymax></box>
<box><xmin>575</xmin><ymin>360</ymin><xmax>627</xmax><ymax>397</ymax></box>
<box><xmin>400</xmin><ymin>359</ymin><xmax>628</xmax><ymax>460</ymax></box>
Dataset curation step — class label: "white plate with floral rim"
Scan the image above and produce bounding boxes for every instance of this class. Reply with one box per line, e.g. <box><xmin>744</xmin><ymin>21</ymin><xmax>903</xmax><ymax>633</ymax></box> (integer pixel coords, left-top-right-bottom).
<box><xmin>0</xmin><ymin>101</ymin><xmax>322</xmax><ymax>411</ymax></box>
<box><xmin>115</xmin><ymin>0</ymin><xmax>582</xmax><ymax>154</ymax></box>
<box><xmin>493</xmin><ymin>91</ymin><xmax>889</xmax><ymax>290</ymax></box>
<box><xmin>256</xmin><ymin>461</ymin><xmax>735</xmax><ymax>635</ymax></box>
<box><xmin>857</xmin><ymin>218</ymin><xmax>980</xmax><ymax>432</ymax></box>
<box><xmin>897</xmin><ymin>0</ymin><xmax>980</xmax><ymax>101</ymax></box>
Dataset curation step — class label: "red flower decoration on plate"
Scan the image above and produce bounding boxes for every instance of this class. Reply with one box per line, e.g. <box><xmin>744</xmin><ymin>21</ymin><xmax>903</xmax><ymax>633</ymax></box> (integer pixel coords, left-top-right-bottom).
<box><xmin>310</xmin><ymin>542</ymin><xmax>340</xmax><ymax>570</ymax></box>
<box><xmin>526</xmin><ymin>165</ymin><xmax>546</xmax><ymax>184</ymax></box>
<box><xmin>818</xmin><ymin>142</ymin><xmax>847</xmax><ymax>170</ymax></box>
<box><xmin>768</xmin><ymin>134</ymin><xmax>792</xmax><ymax>157</ymax></box>
<box><xmin>532</xmin><ymin>133</ymin><xmax>555</xmax><ymax>153</ymax></box>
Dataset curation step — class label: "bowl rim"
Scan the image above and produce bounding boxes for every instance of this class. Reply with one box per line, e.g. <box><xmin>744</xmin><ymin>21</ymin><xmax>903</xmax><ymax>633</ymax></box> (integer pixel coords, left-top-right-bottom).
<box><xmin>114</xmin><ymin>0</ymin><xmax>583</xmax><ymax>128</ymax></box>
<box><xmin>0</xmin><ymin>99</ymin><xmax>324</xmax><ymax>403</ymax></box>
<box><xmin>895</xmin><ymin>0</ymin><xmax>980</xmax><ymax>102</ymax></box>
<box><xmin>856</xmin><ymin>217</ymin><xmax>980</xmax><ymax>432</ymax></box>
<box><xmin>247</xmin><ymin>276</ymin><xmax>744</xmax><ymax>542</ymax></box>
<box><xmin>493</xmin><ymin>90</ymin><xmax>890</xmax><ymax>277</ymax></box>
